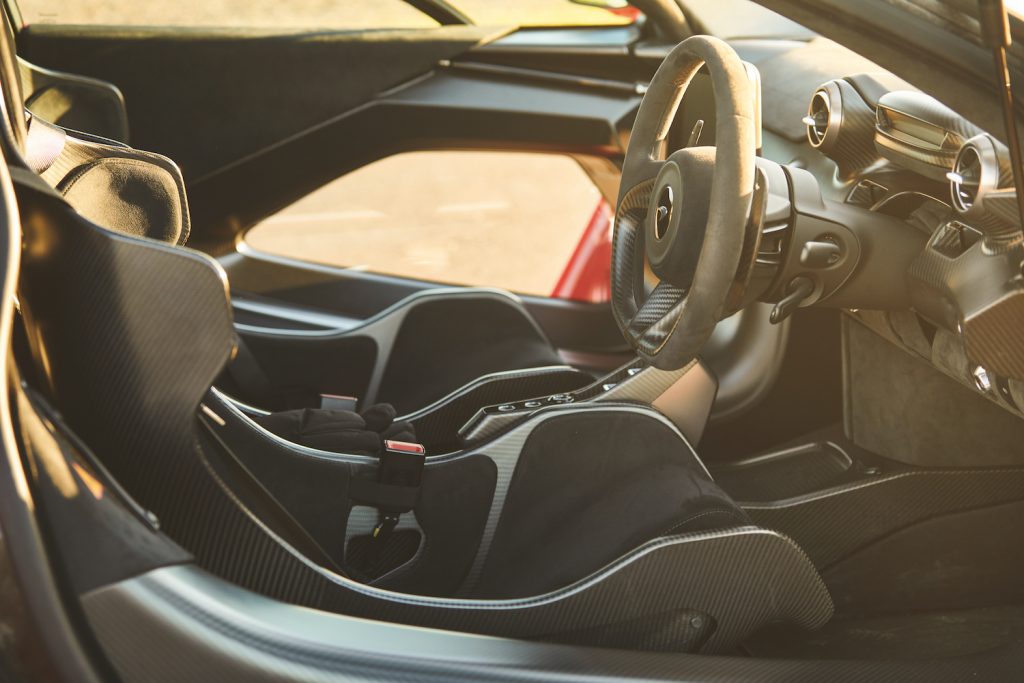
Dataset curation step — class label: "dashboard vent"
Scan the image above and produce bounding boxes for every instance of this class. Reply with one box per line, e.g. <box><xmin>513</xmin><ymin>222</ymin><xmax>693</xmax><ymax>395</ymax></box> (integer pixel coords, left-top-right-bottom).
<box><xmin>948</xmin><ymin>134</ymin><xmax>1001</xmax><ymax>218</ymax></box>
<box><xmin>949</xmin><ymin>145</ymin><xmax>982</xmax><ymax>212</ymax></box>
<box><xmin>803</xmin><ymin>89</ymin><xmax>831</xmax><ymax>148</ymax></box>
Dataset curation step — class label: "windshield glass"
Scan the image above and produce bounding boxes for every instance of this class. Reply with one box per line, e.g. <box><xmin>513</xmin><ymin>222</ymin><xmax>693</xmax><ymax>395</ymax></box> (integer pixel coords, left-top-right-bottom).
<box><xmin>449</xmin><ymin>0</ymin><xmax>639</xmax><ymax>27</ymax></box>
<box><xmin>687</xmin><ymin>0</ymin><xmax>815</xmax><ymax>40</ymax></box>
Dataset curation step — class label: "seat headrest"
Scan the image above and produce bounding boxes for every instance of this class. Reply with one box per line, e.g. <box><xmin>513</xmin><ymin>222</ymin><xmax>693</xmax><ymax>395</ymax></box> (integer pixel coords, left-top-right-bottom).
<box><xmin>27</xmin><ymin>115</ymin><xmax>189</xmax><ymax>245</ymax></box>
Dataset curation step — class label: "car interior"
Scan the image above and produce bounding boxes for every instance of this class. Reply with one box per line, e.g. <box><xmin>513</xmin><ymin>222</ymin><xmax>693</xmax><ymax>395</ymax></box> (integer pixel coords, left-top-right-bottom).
<box><xmin>4</xmin><ymin>0</ymin><xmax>1024</xmax><ymax>680</ymax></box>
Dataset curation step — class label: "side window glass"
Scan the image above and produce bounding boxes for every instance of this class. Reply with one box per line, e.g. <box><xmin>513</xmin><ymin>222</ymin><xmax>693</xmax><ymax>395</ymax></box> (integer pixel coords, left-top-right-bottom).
<box><xmin>244</xmin><ymin>151</ymin><xmax>612</xmax><ymax>302</ymax></box>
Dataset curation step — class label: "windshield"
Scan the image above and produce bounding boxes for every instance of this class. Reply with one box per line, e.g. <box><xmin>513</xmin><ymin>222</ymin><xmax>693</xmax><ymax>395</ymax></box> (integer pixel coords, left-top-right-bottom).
<box><xmin>688</xmin><ymin>0</ymin><xmax>815</xmax><ymax>40</ymax></box>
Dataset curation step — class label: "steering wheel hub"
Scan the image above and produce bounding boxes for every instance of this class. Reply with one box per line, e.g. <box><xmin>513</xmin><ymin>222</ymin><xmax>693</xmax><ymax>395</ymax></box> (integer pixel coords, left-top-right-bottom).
<box><xmin>653</xmin><ymin>185</ymin><xmax>673</xmax><ymax>240</ymax></box>
<box><xmin>645</xmin><ymin>148</ymin><xmax>716</xmax><ymax>290</ymax></box>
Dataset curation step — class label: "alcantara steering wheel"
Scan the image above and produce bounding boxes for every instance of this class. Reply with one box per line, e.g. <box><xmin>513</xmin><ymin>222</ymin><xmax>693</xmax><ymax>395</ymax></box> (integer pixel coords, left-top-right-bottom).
<box><xmin>612</xmin><ymin>35</ymin><xmax>757</xmax><ymax>370</ymax></box>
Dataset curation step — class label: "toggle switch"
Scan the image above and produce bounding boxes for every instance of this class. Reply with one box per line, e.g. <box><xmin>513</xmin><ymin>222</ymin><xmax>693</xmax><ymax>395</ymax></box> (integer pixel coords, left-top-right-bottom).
<box><xmin>800</xmin><ymin>240</ymin><xmax>842</xmax><ymax>268</ymax></box>
<box><xmin>769</xmin><ymin>276</ymin><xmax>815</xmax><ymax>324</ymax></box>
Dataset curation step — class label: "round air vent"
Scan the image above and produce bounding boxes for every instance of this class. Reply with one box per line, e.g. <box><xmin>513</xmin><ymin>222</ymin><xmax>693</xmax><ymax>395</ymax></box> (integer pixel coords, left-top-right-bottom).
<box><xmin>804</xmin><ymin>89</ymin><xmax>831</xmax><ymax>148</ymax></box>
<box><xmin>949</xmin><ymin>146</ymin><xmax>981</xmax><ymax>212</ymax></box>
<box><xmin>948</xmin><ymin>134</ymin><xmax>999</xmax><ymax>217</ymax></box>
<box><xmin>802</xmin><ymin>80</ymin><xmax>878</xmax><ymax>179</ymax></box>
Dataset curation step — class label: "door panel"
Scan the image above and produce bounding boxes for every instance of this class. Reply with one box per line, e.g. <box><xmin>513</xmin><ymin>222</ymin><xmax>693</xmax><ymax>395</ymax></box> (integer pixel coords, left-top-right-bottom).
<box><xmin>189</xmin><ymin>64</ymin><xmax>641</xmax><ymax>245</ymax></box>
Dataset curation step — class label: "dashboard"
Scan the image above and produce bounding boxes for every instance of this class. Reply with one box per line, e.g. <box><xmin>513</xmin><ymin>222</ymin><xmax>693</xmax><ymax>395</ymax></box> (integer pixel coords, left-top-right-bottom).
<box><xmin>798</xmin><ymin>76</ymin><xmax>1024</xmax><ymax>415</ymax></box>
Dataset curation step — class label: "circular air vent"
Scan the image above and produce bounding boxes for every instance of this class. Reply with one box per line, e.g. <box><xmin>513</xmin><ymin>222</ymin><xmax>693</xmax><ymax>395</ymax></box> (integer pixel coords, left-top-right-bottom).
<box><xmin>948</xmin><ymin>134</ymin><xmax>999</xmax><ymax>217</ymax></box>
<box><xmin>803</xmin><ymin>80</ymin><xmax>878</xmax><ymax>179</ymax></box>
<box><xmin>804</xmin><ymin>89</ymin><xmax>831</xmax><ymax>148</ymax></box>
<box><xmin>949</xmin><ymin>146</ymin><xmax>981</xmax><ymax>212</ymax></box>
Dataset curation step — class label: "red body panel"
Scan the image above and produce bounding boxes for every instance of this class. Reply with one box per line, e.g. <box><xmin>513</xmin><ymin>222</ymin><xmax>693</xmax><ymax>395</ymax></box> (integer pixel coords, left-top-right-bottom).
<box><xmin>551</xmin><ymin>198</ymin><xmax>613</xmax><ymax>303</ymax></box>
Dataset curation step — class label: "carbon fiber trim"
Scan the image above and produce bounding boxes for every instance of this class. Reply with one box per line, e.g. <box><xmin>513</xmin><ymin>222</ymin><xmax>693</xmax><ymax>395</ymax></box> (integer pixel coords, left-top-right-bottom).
<box><xmin>981</xmin><ymin>189</ymin><xmax>1024</xmax><ymax>232</ymax></box>
<box><xmin>745</xmin><ymin>466</ymin><xmax>1024</xmax><ymax>568</ymax></box>
<box><xmin>610</xmin><ymin>178</ymin><xmax>658</xmax><ymax>338</ymax></box>
<box><xmin>599</xmin><ymin>359</ymin><xmax>696</xmax><ymax>402</ymax></box>
<box><xmin>807</xmin><ymin>80</ymin><xmax>880</xmax><ymax>177</ymax></box>
<box><xmin>849</xmin><ymin>304</ymin><xmax>1024</xmax><ymax>415</ymax></box>
<box><xmin>874</xmin><ymin>90</ymin><xmax>985</xmax><ymax>180</ymax></box>
<box><xmin>87</xmin><ymin>524</ymin><xmax>831</xmax><ymax>656</ymax></box>
<box><xmin>456</xmin><ymin>359</ymin><xmax>708</xmax><ymax>445</ymax></box>
<box><xmin>203</xmin><ymin>395</ymin><xmax>718</xmax><ymax>586</ymax></box>
<box><xmin>962</xmin><ymin>290</ymin><xmax>1024</xmax><ymax>381</ymax></box>
<box><xmin>906</xmin><ymin>230</ymin><xmax>1024</xmax><ymax>382</ymax></box>
<box><xmin>404</xmin><ymin>365</ymin><xmax>592</xmax><ymax>450</ymax></box>
<box><xmin>81</xmin><ymin>564</ymin><xmax>1024</xmax><ymax>682</ymax></box>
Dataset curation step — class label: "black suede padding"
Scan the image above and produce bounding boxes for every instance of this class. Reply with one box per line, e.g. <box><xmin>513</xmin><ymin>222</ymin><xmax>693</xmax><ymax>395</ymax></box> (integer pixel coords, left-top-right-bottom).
<box><xmin>844</xmin><ymin>316</ymin><xmax>1024</xmax><ymax>467</ymax></box>
<box><xmin>251</xmin><ymin>404</ymin><xmax>413</xmax><ymax>454</ymax></box>
<box><xmin>58</xmin><ymin>156</ymin><xmax>183</xmax><ymax>244</ymax></box>
<box><xmin>476</xmin><ymin>412</ymin><xmax>747</xmax><ymax>599</ymax></box>
<box><xmin>376</xmin><ymin>297</ymin><xmax>561</xmax><ymax>414</ymax></box>
<box><xmin>254</xmin><ymin>409</ymin><xmax>378</xmax><ymax>453</ymax></box>
<box><xmin>369</xmin><ymin>454</ymin><xmax>497</xmax><ymax>597</ymax></box>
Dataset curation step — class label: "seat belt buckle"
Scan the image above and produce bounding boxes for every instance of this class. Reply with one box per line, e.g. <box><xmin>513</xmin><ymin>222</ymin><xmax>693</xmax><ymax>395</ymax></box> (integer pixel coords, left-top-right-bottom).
<box><xmin>378</xmin><ymin>440</ymin><xmax>426</xmax><ymax>490</ymax></box>
<box><xmin>320</xmin><ymin>393</ymin><xmax>358</xmax><ymax>412</ymax></box>
<box><xmin>370</xmin><ymin>440</ymin><xmax>426</xmax><ymax>544</ymax></box>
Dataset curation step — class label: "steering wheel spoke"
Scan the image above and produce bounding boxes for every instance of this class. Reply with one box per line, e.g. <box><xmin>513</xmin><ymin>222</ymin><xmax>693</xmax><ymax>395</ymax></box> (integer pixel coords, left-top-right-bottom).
<box><xmin>626</xmin><ymin>281</ymin><xmax>686</xmax><ymax>339</ymax></box>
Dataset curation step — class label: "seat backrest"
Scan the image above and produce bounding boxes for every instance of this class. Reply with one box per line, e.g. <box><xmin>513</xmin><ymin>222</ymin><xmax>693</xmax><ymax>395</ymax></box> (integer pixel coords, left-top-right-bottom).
<box><xmin>16</xmin><ymin>168</ymin><xmax>358</xmax><ymax>602</ymax></box>
<box><xmin>18</xmin><ymin>177</ymin><xmax>234</xmax><ymax>527</ymax></box>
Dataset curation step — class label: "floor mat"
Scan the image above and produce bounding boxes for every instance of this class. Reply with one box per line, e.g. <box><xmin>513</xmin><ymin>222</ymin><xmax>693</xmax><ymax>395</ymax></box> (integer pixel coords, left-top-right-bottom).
<box><xmin>744</xmin><ymin>605</ymin><xmax>1024</xmax><ymax>661</ymax></box>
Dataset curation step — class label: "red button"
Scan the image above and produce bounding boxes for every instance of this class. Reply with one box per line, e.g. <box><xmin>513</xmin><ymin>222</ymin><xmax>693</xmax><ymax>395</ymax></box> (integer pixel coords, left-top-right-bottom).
<box><xmin>384</xmin><ymin>440</ymin><xmax>425</xmax><ymax>455</ymax></box>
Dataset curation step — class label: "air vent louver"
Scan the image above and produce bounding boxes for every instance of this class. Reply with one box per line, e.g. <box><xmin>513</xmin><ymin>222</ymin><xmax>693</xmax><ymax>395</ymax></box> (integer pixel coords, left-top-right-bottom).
<box><xmin>804</xmin><ymin>90</ymin><xmax>831</xmax><ymax>148</ymax></box>
<box><xmin>948</xmin><ymin>135</ymin><xmax>1000</xmax><ymax>219</ymax></box>
<box><xmin>949</xmin><ymin>146</ymin><xmax>982</xmax><ymax>212</ymax></box>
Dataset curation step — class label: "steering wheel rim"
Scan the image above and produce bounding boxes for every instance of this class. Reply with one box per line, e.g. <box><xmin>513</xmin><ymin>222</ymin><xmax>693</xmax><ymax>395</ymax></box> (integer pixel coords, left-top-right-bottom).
<box><xmin>611</xmin><ymin>35</ymin><xmax>756</xmax><ymax>370</ymax></box>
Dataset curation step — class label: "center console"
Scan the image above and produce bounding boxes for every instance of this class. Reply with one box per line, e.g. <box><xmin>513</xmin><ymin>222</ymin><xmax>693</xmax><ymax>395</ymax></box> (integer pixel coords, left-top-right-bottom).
<box><xmin>456</xmin><ymin>358</ymin><xmax>718</xmax><ymax>447</ymax></box>
<box><xmin>223</xmin><ymin>356</ymin><xmax>721</xmax><ymax>453</ymax></box>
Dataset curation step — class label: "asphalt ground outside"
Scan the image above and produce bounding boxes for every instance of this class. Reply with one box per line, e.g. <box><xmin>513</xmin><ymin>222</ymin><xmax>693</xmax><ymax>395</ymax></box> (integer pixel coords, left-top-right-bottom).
<box><xmin>244</xmin><ymin>151</ymin><xmax>603</xmax><ymax>296</ymax></box>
